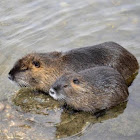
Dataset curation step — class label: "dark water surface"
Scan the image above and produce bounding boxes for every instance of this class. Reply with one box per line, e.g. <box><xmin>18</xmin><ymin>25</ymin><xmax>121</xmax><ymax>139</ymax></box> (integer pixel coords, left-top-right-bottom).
<box><xmin>0</xmin><ymin>0</ymin><xmax>140</xmax><ymax>140</ymax></box>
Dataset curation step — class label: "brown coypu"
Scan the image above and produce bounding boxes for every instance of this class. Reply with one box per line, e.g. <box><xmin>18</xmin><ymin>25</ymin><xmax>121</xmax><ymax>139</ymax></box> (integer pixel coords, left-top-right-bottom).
<box><xmin>8</xmin><ymin>42</ymin><xmax>138</xmax><ymax>92</ymax></box>
<box><xmin>49</xmin><ymin>66</ymin><xmax>128</xmax><ymax>113</ymax></box>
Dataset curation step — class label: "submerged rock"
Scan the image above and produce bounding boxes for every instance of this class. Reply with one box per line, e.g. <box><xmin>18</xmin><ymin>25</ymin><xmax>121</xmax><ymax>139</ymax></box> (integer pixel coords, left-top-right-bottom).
<box><xmin>11</xmin><ymin>88</ymin><xmax>127</xmax><ymax>139</ymax></box>
<box><xmin>12</xmin><ymin>88</ymin><xmax>60</xmax><ymax>114</ymax></box>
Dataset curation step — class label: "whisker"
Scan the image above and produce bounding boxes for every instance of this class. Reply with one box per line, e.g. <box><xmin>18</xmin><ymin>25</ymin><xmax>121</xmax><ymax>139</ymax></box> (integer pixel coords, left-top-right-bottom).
<box><xmin>16</xmin><ymin>79</ymin><xmax>31</xmax><ymax>87</ymax></box>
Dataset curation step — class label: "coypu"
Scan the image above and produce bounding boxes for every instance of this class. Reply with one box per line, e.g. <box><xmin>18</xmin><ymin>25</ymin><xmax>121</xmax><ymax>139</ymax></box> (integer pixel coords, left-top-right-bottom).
<box><xmin>49</xmin><ymin>66</ymin><xmax>128</xmax><ymax>113</ymax></box>
<box><xmin>8</xmin><ymin>42</ymin><xmax>138</xmax><ymax>92</ymax></box>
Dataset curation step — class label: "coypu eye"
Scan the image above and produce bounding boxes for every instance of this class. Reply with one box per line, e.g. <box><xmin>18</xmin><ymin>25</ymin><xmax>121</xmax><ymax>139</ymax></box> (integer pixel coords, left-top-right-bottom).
<box><xmin>32</xmin><ymin>61</ymin><xmax>40</xmax><ymax>68</ymax></box>
<box><xmin>73</xmin><ymin>78</ymin><xmax>80</xmax><ymax>84</ymax></box>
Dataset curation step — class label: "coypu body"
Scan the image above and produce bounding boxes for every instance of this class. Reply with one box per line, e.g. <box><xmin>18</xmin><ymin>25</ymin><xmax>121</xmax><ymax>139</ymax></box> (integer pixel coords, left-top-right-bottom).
<box><xmin>9</xmin><ymin>42</ymin><xmax>138</xmax><ymax>92</ymax></box>
<box><xmin>49</xmin><ymin>66</ymin><xmax>128</xmax><ymax>113</ymax></box>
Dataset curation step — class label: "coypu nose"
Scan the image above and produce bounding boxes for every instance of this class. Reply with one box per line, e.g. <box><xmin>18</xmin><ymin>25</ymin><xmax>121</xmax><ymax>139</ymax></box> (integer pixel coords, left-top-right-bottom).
<box><xmin>49</xmin><ymin>88</ymin><xmax>59</xmax><ymax>100</ymax></box>
<box><xmin>8</xmin><ymin>74</ymin><xmax>14</xmax><ymax>81</ymax></box>
<box><xmin>8</xmin><ymin>71</ymin><xmax>14</xmax><ymax>81</ymax></box>
<box><xmin>49</xmin><ymin>88</ymin><xmax>55</xmax><ymax>95</ymax></box>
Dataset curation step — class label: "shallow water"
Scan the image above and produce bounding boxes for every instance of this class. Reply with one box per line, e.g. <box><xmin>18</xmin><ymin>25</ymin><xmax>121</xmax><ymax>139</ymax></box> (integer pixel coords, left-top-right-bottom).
<box><xmin>0</xmin><ymin>0</ymin><xmax>140</xmax><ymax>139</ymax></box>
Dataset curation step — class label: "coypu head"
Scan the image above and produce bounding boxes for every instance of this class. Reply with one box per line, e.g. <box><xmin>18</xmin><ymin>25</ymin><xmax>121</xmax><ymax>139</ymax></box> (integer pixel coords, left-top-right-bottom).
<box><xmin>8</xmin><ymin>52</ymin><xmax>62</xmax><ymax>92</ymax></box>
<box><xmin>49</xmin><ymin>72</ymin><xmax>97</xmax><ymax>112</ymax></box>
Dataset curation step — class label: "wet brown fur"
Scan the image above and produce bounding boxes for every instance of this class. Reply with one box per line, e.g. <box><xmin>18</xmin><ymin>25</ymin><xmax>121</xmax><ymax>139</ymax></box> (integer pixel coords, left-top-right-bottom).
<box><xmin>9</xmin><ymin>42</ymin><xmax>139</xmax><ymax>92</ymax></box>
<box><xmin>50</xmin><ymin>67</ymin><xmax>129</xmax><ymax>113</ymax></box>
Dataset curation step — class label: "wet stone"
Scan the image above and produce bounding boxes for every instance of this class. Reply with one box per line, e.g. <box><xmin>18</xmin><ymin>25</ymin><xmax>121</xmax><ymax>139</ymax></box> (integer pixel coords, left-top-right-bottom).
<box><xmin>12</xmin><ymin>88</ymin><xmax>60</xmax><ymax>114</ymax></box>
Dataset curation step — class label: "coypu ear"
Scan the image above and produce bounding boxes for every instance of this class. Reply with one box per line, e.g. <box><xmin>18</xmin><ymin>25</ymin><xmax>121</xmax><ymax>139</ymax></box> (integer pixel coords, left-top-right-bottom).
<box><xmin>73</xmin><ymin>78</ymin><xmax>80</xmax><ymax>85</ymax></box>
<box><xmin>32</xmin><ymin>61</ymin><xmax>40</xmax><ymax>68</ymax></box>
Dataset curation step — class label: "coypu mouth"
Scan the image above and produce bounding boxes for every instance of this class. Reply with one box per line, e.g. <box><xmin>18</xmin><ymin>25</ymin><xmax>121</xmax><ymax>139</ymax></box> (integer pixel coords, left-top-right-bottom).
<box><xmin>8</xmin><ymin>74</ymin><xmax>29</xmax><ymax>88</ymax></box>
<box><xmin>16</xmin><ymin>78</ymin><xmax>31</xmax><ymax>88</ymax></box>
<box><xmin>18</xmin><ymin>83</ymin><xmax>28</xmax><ymax>87</ymax></box>
<box><xmin>16</xmin><ymin>80</ymin><xmax>29</xmax><ymax>88</ymax></box>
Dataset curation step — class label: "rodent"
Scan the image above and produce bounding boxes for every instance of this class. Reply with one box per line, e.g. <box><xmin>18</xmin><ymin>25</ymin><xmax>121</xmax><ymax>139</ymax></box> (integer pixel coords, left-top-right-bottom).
<box><xmin>8</xmin><ymin>42</ymin><xmax>139</xmax><ymax>92</ymax></box>
<box><xmin>49</xmin><ymin>66</ymin><xmax>129</xmax><ymax>113</ymax></box>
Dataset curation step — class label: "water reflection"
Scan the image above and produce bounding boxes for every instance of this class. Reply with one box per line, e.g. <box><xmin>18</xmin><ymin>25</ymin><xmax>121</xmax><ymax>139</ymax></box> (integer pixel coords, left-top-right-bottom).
<box><xmin>10</xmin><ymin>88</ymin><xmax>127</xmax><ymax>139</ymax></box>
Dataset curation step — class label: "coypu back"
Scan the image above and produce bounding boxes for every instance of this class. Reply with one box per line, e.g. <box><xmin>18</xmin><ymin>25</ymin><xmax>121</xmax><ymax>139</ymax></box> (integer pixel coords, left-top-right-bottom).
<box><xmin>79</xmin><ymin>67</ymin><xmax>128</xmax><ymax>96</ymax></box>
<box><xmin>63</xmin><ymin>42</ymin><xmax>139</xmax><ymax>82</ymax></box>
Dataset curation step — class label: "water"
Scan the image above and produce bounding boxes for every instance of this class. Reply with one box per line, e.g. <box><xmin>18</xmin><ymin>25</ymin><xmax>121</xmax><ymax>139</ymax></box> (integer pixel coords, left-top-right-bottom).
<box><xmin>0</xmin><ymin>0</ymin><xmax>140</xmax><ymax>139</ymax></box>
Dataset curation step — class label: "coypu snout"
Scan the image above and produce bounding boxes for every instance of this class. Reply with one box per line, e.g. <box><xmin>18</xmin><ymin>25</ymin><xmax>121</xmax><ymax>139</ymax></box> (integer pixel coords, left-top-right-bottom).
<box><xmin>8</xmin><ymin>62</ymin><xmax>22</xmax><ymax>81</ymax></box>
<box><xmin>8</xmin><ymin>70</ymin><xmax>15</xmax><ymax>81</ymax></box>
<box><xmin>49</xmin><ymin>88</ymin><xmax>58</xmax><ymax>100</ymax></box>
<box><xmin>8</xmin><ymin>54</ymin><xmax>44</xmax><ymax>88</ymax></box>
<box><xmin>49</xmin><ymin>87</ymin><xmax>66</xmax><ymax>100</ymax></box>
